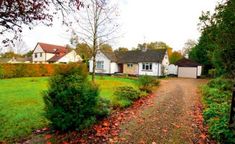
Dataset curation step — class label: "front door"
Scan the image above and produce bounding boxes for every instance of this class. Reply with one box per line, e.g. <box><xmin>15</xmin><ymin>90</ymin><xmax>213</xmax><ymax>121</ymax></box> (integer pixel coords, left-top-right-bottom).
<box><xmin>118</xmin><ymin>64</ymin><xmax>123</xmax><ymax>73</ymax></box>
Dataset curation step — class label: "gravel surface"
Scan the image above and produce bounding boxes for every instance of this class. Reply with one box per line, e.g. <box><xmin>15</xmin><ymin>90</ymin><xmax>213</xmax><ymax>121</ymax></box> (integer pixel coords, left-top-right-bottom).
<box><xmin>118</xmin><ymin>78</ymin><xmax>207</xmax><ymax>144</ymax></box>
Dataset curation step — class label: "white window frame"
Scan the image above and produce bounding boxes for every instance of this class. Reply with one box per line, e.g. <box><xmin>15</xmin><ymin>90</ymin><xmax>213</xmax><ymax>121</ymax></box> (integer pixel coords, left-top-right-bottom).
<box><xmin>34</xmin><ymin>53</ymin><xmax>37</xmax><ymax>58</ymax></box>
<box><xmin>96</xmin><ymin>61</ymin><xmax>104</xmax><ymax>69</ymax></box>
<box><xmin>142</xmin><ymin>63</ymin><xmax>152</xmax><ymax>71</ymax></box>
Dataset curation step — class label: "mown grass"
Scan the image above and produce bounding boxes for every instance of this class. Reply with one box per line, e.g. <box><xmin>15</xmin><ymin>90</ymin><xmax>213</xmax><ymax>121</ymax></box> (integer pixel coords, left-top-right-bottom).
<box><xmin>94</xmin><ymin>76</ymin><xmax>138</xmax><ymax>103</ymax></box>
<box><xmin>0</xmin><ymin>77</ymin><xmax>49</xmax><ymax>141</ymax></box>
<box><xmin>0</xmin><ymin>76</ymin><xmax>138</xmax><ymax>141</ymax></box>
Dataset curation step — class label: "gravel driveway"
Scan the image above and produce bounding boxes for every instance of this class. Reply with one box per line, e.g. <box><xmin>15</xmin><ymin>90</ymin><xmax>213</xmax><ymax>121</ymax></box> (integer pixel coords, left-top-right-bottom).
<box><xmin>119</xmin><ymin>78</ymin><xmax>207</xmax><ymax>144</ymax></box>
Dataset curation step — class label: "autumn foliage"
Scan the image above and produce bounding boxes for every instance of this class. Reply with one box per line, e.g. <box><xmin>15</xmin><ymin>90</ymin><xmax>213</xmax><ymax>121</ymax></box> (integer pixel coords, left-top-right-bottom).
<box><xmin>0</xmin><ymin>64</ymin><xmax>70</xmax><ymax>78</ymax></box>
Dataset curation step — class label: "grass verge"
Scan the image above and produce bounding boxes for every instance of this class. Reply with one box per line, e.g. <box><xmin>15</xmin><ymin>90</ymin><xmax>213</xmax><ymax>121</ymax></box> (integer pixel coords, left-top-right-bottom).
<box><xmin>0</xmin><ymin>76</ymin><xmax>138</xmax><ymax>141</ymax></box>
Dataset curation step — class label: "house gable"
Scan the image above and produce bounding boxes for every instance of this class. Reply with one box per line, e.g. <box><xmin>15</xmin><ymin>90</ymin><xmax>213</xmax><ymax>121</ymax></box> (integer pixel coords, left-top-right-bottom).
<box><xmin>33</xmin><ymin>44</ymin><xmax>44</xmax><ymax>53</ymax></box>
<box><xmin>32</xmin><ymin>43</ymin><xmax>48</xmax><ymax>63</ymax></box>
<box><xmin>57</xmin><ymin>50</ymin><xmax>82</xmax><ymax>63</ymax></box>
<box><xmin>89</xmin><ymin>51</ymin><xmax>112</xmax><ymax>74</ymax></box>
<box><xmin>32</xmin><ymin>42</ymin><xmax>80</xmax><ymax>63</ymax></box>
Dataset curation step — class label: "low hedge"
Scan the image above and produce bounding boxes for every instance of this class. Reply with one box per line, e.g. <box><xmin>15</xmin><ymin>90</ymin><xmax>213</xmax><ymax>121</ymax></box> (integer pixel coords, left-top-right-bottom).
<box><xmin>202</xmin><ymin>78</ymin><xmax>235</xmax><ymax>143</ymax></box>
<box><xmin>0</xmin><ymin>64</ymin><xmax>76</xmax><ymax>78</ymax></box>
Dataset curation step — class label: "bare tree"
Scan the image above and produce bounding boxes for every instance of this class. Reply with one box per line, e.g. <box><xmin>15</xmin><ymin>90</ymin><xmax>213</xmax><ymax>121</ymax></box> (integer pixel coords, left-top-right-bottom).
<box><xmin>75</xmin><ymin>0</ymin><xmax>119</xmax><ymax>81</ymax></box>
<box><xmin>182</xmin><ymin>39</ymin><xmax>197</xmax><ymax>57</ymax></box>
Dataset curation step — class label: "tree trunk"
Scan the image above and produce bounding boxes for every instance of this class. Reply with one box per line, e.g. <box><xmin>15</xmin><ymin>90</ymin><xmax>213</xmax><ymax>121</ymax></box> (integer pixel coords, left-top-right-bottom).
<box><xmin>92</xmin><ymin>55</ymin><xmax>96</xmax><ymax>82</ymax></box>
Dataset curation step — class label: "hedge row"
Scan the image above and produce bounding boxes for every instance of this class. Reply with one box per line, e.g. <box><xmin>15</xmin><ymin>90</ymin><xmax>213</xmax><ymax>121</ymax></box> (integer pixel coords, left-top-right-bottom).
<box><xmin>0</xmin><ymin>64</ymin><xmax>76</xmax><ymax>78</ymax></box>
<box><xmin>202</xmin><ymin>78</ymin><xmax>235</xmax><ymax>143</ymax></box>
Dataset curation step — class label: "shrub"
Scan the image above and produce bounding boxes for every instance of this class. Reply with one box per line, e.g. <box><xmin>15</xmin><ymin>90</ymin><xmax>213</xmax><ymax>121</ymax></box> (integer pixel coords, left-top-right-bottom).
<box><xmin>115</xmin><ymin>86</ymin><xmax>140</xmax><ymax>101</ymax></box>
<box><xmin>138</xmin><ymin>75</ymin><xmax>159</xmax><ymax>92</ymax></box>
<box><xmin>207</xmin><ymin>77</ymin><xmax>233</xmax><ymax>91</ymax></box>
<box><xmin>94</xmin><ymin>97</ymin><xmax>111</xmax><ymax>119</ymax></box>
<box><xmin>113</xmin><ymin>86</ymin><xmax>140</xmax><ymax>108</ymax></box>
<box><xmin>202</xmin><ymin>77</ymin><xmax>235</xmax><ymax>143</ymax></box>
<box><xmin>43</xmin><ymin>63</ymin><xmax>99</xmax><ymax>131</ymax></box>
<box><xmin>208</xmin><ymin>69</ymin><xmax>217</xmax><ymax>78</ymax></box>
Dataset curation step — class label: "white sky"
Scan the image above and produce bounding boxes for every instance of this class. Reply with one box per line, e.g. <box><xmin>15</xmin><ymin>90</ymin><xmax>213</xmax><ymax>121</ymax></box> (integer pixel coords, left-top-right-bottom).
<box><xmin>21</xmin><ymin>0</ymin><xmax>219</xmax><ymax>52</ymax></box>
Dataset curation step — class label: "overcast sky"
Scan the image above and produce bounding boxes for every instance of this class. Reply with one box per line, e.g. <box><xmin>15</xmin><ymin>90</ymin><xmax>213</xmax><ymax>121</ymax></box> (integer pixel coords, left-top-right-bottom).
<box><xmin>21</xmin><ymin>0</ymin><xmax>219</xmax><ymax>52</ymax></box>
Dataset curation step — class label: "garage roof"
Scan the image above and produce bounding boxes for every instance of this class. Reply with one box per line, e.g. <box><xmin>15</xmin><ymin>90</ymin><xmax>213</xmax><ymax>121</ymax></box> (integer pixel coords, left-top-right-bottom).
<box><xmin>175</xmin><ymin>58</ymin><xmax>201</xmax><ymax>67</ymax></box>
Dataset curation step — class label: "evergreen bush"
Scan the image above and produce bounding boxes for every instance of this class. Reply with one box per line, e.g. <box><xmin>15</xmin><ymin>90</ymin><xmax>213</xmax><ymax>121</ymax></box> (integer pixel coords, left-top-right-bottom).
<box><xmin>43</xmin><ymin>63</ymin><xmax>99</xmax><ymax>131</ymax></box>
<box><xmin>138</xmin><ymin>75</ymin><xmax>159</xmax><ymax>92</ymax></box>
<box><xmin>113</xmin><ymin>86</ymin><xmax>140</xmax><ymax>108</ymax></box>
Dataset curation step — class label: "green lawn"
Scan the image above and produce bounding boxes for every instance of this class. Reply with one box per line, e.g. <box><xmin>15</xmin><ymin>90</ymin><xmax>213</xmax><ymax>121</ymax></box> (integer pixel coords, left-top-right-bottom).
<box><xmin>0</xmin><ymin>76</ymin><xmax>138</xmax><ymax>141</ymax></box>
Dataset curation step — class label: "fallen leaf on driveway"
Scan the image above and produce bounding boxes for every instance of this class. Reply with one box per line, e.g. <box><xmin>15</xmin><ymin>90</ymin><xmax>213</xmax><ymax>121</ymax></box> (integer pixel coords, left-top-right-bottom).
<box><xmin>171</xmin><ymin>123</ymin><xmax>181</xmax><ymax>128</ymax></box>
<box><xmin>45</xmin><ymin>134</ymin><xmax>52</xmax><ymax>139</ymax></box>
<box><xmin>162</xmin><ymin>129</ymin><xmax>168</xmax><ymax>133</ymax></box>
<box><xmin>199</xmin><ymin>133</ymin><xmax>207</xmax><ymax>140</ymax></box>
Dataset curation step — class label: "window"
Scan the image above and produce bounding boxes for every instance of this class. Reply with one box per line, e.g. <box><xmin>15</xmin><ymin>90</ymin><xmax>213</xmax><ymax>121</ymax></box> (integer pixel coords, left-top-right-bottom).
<box><xmin>96</xmin><ymin>61</ymin><xmax>104</xmax><ymax>69</ymax></box>
<box><xmin>40</xmin><ymin>53</ymin><xmax>43</xmax><ymax>57</ymax></box>
<box><xmin>34</xmin><ymin>53</ymin><xmax>37</xmax><ymax>58</ymax></box>
<box><xmin>142</xmin><ymin>63</ymin><xmax>152</xmax><ymax>71</ymax></box>
<box><xmin>127</xmin><ymin>63</ymin><xmax>133</xmax><ymax>68</ymax></box>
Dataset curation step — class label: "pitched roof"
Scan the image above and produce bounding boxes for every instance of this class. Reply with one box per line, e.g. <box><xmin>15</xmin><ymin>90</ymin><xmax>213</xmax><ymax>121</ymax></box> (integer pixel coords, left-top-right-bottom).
<box><xmin>47</xmin><ymin>50</ymin><xmax>72</xmax><ymax>62</ymax></box>
<box><xmin>115</xmin><ymin>49</ymin><xmax>167</xmax><ymax>63</ymax></box>
<box><xmin>175</xmin><ymin>58</ymin><xmax>200</xmax><ymax>67</ymax></box>
<box><xmin>101</xmin><ymin>50</ymin><xmax>117</xmax><ymax>62</ymax></box>
<box><xmin>37</xmin><ymin>42</ymin><xmax>68</xmax><ymax>54</ymax></box>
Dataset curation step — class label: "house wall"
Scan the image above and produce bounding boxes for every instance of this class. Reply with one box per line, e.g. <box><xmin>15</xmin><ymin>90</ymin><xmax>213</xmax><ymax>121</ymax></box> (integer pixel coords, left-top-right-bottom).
<box><xmin>197</xmin><ymin>66</ymin><xmax>202</xmax><ymax>76</ymax></box>
<box><xmin>167</xmin><ymin>64</ymin><xmax>178</xmax><ymax>75</ymax></box>
<box><xmin>178</xmin><ymin>67</ymin><xmax>197</xmax><ymax>78</ymax></box>
<box><xmin>138</xmin><ymin>63</ymin><xmax>162</xmax><ymax>76</ymax></box>
<box><xmin>110</xmin><ymin>62</ymin><xmax>119</xmax><ymax>74</ymax></box>
<box><xmin>57</xmin><ymin>50</ymin><xmax>82</xmax><ymax>63</ymax></box>
<box><xmin>32</xmin><ymin>44</ymin><xmax>54</xmax><ymax>63</ymax></box>
<box><xmin>123</xmin><ymin>63</ymin><xmax>138</xmax><ymax>75</ymax></box>
<box><xmin>89</xmin><ymin>51</ymin><xmax>111</xmax><ymax>74</ymax></box>
<box><xmin>161</xmin><ymin>51</ymin><xmax>170</xmax><ymax>75</ymax></box>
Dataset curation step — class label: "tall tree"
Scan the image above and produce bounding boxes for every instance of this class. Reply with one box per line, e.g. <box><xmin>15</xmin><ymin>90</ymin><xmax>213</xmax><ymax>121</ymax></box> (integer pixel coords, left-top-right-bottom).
<box><xmin>1</xmin><ymin>51</ymin><xmax>22</xmax><ymax>58</ymax></box>
<box><xmin>182</xmin><ymin>39</ymin><xmax>197</xmax><ymax>57</ymax></box>
<box><xmin>190</xmin><ymin>0</ymin><xmax>235</xmax><ymax>78</ymax></box>
<box><xmin>169</xmin><ymin>51</ymin><xmax>183</xmax><ymax>64</ymax></box>
<box><xmin>23</xmin><ymin>50</ymin><xmax>33</xmax><ymax>57</ymax></box>
<box><xmin>115</xmin><ymin>47</ymin><xmax>129</xmax><ymax>52</ymax></box>
<box><xmin>100</xmin><ymin>44</ymin><xmax>113</xmax><ymax>52</ymax></box>
<box><xmin>137</xmin><ymin>41</ymin><xmax>171</xmax><ymax>50</ymax></box>
<box><xmin>75</xmin><ymin>43</ymin><xmax>92</xmax><ymax>63</ymax></box>
<box><xmin>76</xmin><ymin>0</ymin><xmax>119</xmax><ymax>81</ymax></box>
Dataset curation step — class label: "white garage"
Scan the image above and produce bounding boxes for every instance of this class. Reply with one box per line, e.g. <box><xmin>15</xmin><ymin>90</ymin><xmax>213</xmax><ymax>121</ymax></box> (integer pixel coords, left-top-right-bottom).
<box><xmin>175</xmin><ymin>58</ymin><xmax>202</xmax><ymax>79</ymax></box>
<box><xmin>178</xmin><ymin>67</ymin><xmax>197</xmax><ymax>78</ymax></box>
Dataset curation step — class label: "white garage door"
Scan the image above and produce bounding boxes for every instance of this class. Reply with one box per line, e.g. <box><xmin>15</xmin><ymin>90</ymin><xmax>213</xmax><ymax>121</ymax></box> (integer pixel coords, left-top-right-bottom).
<box><xmin>178</xmin><ymin>67</ymin><xmax>197</xmax><ymax>78</ymax></box>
